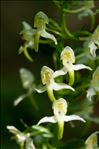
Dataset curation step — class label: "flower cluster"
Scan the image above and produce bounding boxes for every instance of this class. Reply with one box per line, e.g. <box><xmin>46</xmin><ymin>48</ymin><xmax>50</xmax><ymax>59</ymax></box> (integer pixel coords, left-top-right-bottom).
<box><xmin>6</xmin><ymin>6</ymin><xmax>99</xmax><ymax>148</ymax></box>
<box><xmin>7</xmin><ymin>126</ymin><xmax>36</xmax><ymax>149</ymax></box>
<box><xmin>34</xmin><ymin>45</ymin><xmax>92</xmax><ymax>139</ymax></box>
<box><xmin>7</xmin><ymin>43</ymin><xmax>92</xmax><ymax>148</ymax></box>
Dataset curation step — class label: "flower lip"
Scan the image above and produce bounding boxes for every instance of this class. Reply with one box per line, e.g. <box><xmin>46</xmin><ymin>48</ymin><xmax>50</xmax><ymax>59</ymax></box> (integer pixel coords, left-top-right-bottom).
<box><xmin>60</xmin><ymin>46</ymin><xmax>75</xmax><ymax>65</ymax></box>
<box><xmin>41</xmin><ymin>66</ymin><xmax>54</xmax><ymax>85</ymax></box>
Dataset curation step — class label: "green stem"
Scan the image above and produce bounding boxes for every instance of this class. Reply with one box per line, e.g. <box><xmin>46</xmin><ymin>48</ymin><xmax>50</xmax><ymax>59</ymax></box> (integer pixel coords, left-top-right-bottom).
<box><xmin>47</xmin><ymin>86</ymin><xmax>56</xmax><ymax>103</ymax></box>
<box><xmin>90</xmin><ymin>14</ymin><xmax>95</xmax><ymax>30</ymax></box>
<box><xmin>78</xmin><ymin>31</ymin><xmax>91</xmax><ymax>36</ymax></box>
<box><xmin>63</xmin><ymin>7</ymin><xmax>85</xmax><ymax>14</ymax></box>
<box><xmin>20</xmin><ymin>144</ymin><xmax>24</xmax><ymax>149</ymax></box>
<box><xmin>28</xmin><ymin>93</ymin><xmax>39</xmax><ymax>110</ymax></box>
<box><xmin>76</xmin><ymin>52</ymin><xmax>87</xmax><ymax>60</ymax></box>
<box><xmin>60</xmin><ymin>1</ymin><xmax>64</xmax><ymax>27</ymax></box>
<box><xmin>39</xmin><ymin>39</ymin><xmax>53</xmax><ymax>44</ymax></box>
<box><xmin>63</xmin><ymin>13</ymin><xmax>74</xmax><ymax>38</ymax></box>
<box><xmin>46</xmin><ymin>28</ymin><xmax>63</xmax><ymax>37</ymax></box>
<box><xmin>79</xmin><ymin>37</ymin><xmax>89</xmax><ymax>41</ymax></box>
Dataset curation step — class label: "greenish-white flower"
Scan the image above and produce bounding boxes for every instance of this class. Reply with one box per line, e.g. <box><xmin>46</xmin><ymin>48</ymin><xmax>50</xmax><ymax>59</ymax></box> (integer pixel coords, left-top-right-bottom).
<box><xmin>34</xmin><ymin>11</ymin><xmax>57</xmax><ymax>51</ymax></box>
<box><xmin>19</xmin><ymin>21</ymin><xmax>36</xmax><ymax>62</ymax></box>
<box><xmin>14</xmin><ymin>68</ymin><xmax>38</xmax><ymax>110</ymax></box>
<box><xmin>35</xmin><ymin>66</ymin><xmax>74</xmax><ymax>102</ymax></box>
<box><xmin>7</xmin><ymin>126</ymin><xmax>36</xmax><ymax>149</ymax></box>
<box><xmin>85</xmin><ymin>131</ymin><xmax>99</xmax><ymax>149</ymax></box>
<box><xmin>37</xmin><ymin>98</ymin><xmax>85</xmax><ymax>140</ymax></box>
<box><xmin>87</xmin><ymin>67</ymin><xmax>99</xmax><ymax>101</ymax></box>
<box><xmin>78</xmin><ymin>0</ymin><xmax>95</xmax><ymax>20</ymax></box>
<box><xmin>19</xmin><ymin>12</ymin><xmax>58</xmax><ymax>61</ymax></box>
<box><xmin>53</xmin><ymin>46</ymin><xmax>92</xmax><ymax>85</ymax></box>
<box><xmin>88</xmin><ymin>25</ymin><xmax>99</xmax><ymax>57</ymax></box>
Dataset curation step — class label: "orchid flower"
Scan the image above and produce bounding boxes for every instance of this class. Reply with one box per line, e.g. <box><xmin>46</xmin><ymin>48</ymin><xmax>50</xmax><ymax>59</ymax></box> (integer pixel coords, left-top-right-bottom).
<box><xmin>14</xmin><ymin>68</ymin><xmax>38</xmax><ymax>110</ymax></box>
<box><xmin>53</xmin><ymin>46</ymin><xmax>92</xmax><ymax>85</ymax></box>
<box><xmin>37</xmin><ymin>98</ymin><xmax>85</xmax><ymax>140</ymax></box>
<box><xmin>34</xmin><ymin>11</ymin><xmax>57</xmax><ymax>51</ymax></box>
<box><xmin>78</xmin><ymin>0</ymin><xmax>95</xmax><ymax>22</ymax></box>
<box><xmin>85</xmin><ymin>131</ymin><xmax>99</xmax><ymax>149</ymax></box>
<box><xmin>19</xmin><ymin>21</ymin><xmax>36</xmax><ymax>62</ymax></box>
<box><xmin>87</xmin><ymin>67</ymin><xmax>99</xmax><ymax>101</ymax></box>
<box><xmin>88</xmin><ymin>25</ymin><xmax>99</xmax><ymax>58</ymax></box>
<box><xmin>7</xmin><ymin>126</ymin><xmax>36</xmax><ymax>149</ymax></box>
<box><xmin>35</xmin><ymin>66</ymin><xmax>74</xmax><ymax>102</ymax></box>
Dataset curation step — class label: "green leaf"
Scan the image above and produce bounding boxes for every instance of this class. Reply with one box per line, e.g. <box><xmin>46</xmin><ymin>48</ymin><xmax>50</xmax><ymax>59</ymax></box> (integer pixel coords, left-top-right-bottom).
<box><xmin>61</xmin><ymin>139</ymin><xmax>85</xmax><ymax>149</ymax></box>
<box><xmin>22</xmin><ymin>21</ymin><xmax>33</xmax><ymax>30</ymax></box>
<box><xmin>32</xmin><ymin>125</ymin><xmax>53</xmax><ymax>138</ymax></box>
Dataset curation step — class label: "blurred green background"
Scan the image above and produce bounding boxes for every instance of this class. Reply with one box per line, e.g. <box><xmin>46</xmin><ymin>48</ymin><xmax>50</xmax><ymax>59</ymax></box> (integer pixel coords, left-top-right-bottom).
<box><xmin>1</xmin><ymin>1</ymin><xmax>99</xmax><ymax>149</ymax></box>
<box><xmin>1</xmin><ymin>1</ymin><xmax>60</xmax><ymax>148</ymax></box>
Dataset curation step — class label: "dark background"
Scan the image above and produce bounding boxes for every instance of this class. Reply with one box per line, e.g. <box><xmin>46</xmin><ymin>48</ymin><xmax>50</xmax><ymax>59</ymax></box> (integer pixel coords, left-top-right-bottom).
<box><xmin>1</xmin><ymin>1</ymin><xmax>99</xmax><ymax>149</ymax></box>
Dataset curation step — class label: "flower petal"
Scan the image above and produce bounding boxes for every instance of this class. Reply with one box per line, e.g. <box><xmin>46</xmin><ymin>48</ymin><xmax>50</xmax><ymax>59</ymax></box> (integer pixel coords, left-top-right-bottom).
<box><xmin>53</xmin><ymin>69</ymin><xmax>66</xmax><ymax>78</ymax></box>
<box><xmin>63</xmin><ymin>115</ymin><xmax>86</xmax><ymax>122</ymax></box>
<box><xmin>41</xmin><ymin>30</ymin><xmax>57</xmax><ymax>45</ymax></box>
<box><xmin>7</xmin><ymin>126</ymin><xmax>21</xmax><ymax>134</ymax></box>
<box><xmin>37</xmin><ymin>116</ymin><xmax>56</xmax><ymax>125</ymax></box>
<box><xmin>7</xmin><ymin>126</ymin><xmax>28</xmax><ymax>145</ymax></box>
<box><xmin>72</xmin><ymin>64</ymin><xmax>92</xmax><ymax>71</ymax></box>
<box><xmin>35</xmin><ymin>86</ymin><xmax>46</xmax><ymax>93</ymax></box>
<box><xmin>14</xmin><ymin>94</ymin><xmax>27</xmax><ymax>106</ymax></box>
<box><xmin>22</xmin><ymin>21</ymin><xmax>33</xmax><ymax>30</ymax></box>
<box><xmin>86</xmin><ymin>88</ymin><xmax>96</xmax><ymax>101</ymax></box>
<box><xmin>53</xmin><ymin>82</ymin><xmax>75</xmax><ymax>91</ymax></box>
<box><xmin>89</xmin><ymin>41</ymin><xmax>97</xmax><ymax>58</ymax></box>
<box><xmin>26</xmin><ymin>138</ymin><xmax>36</xmax><ymax>149</ymax></box>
